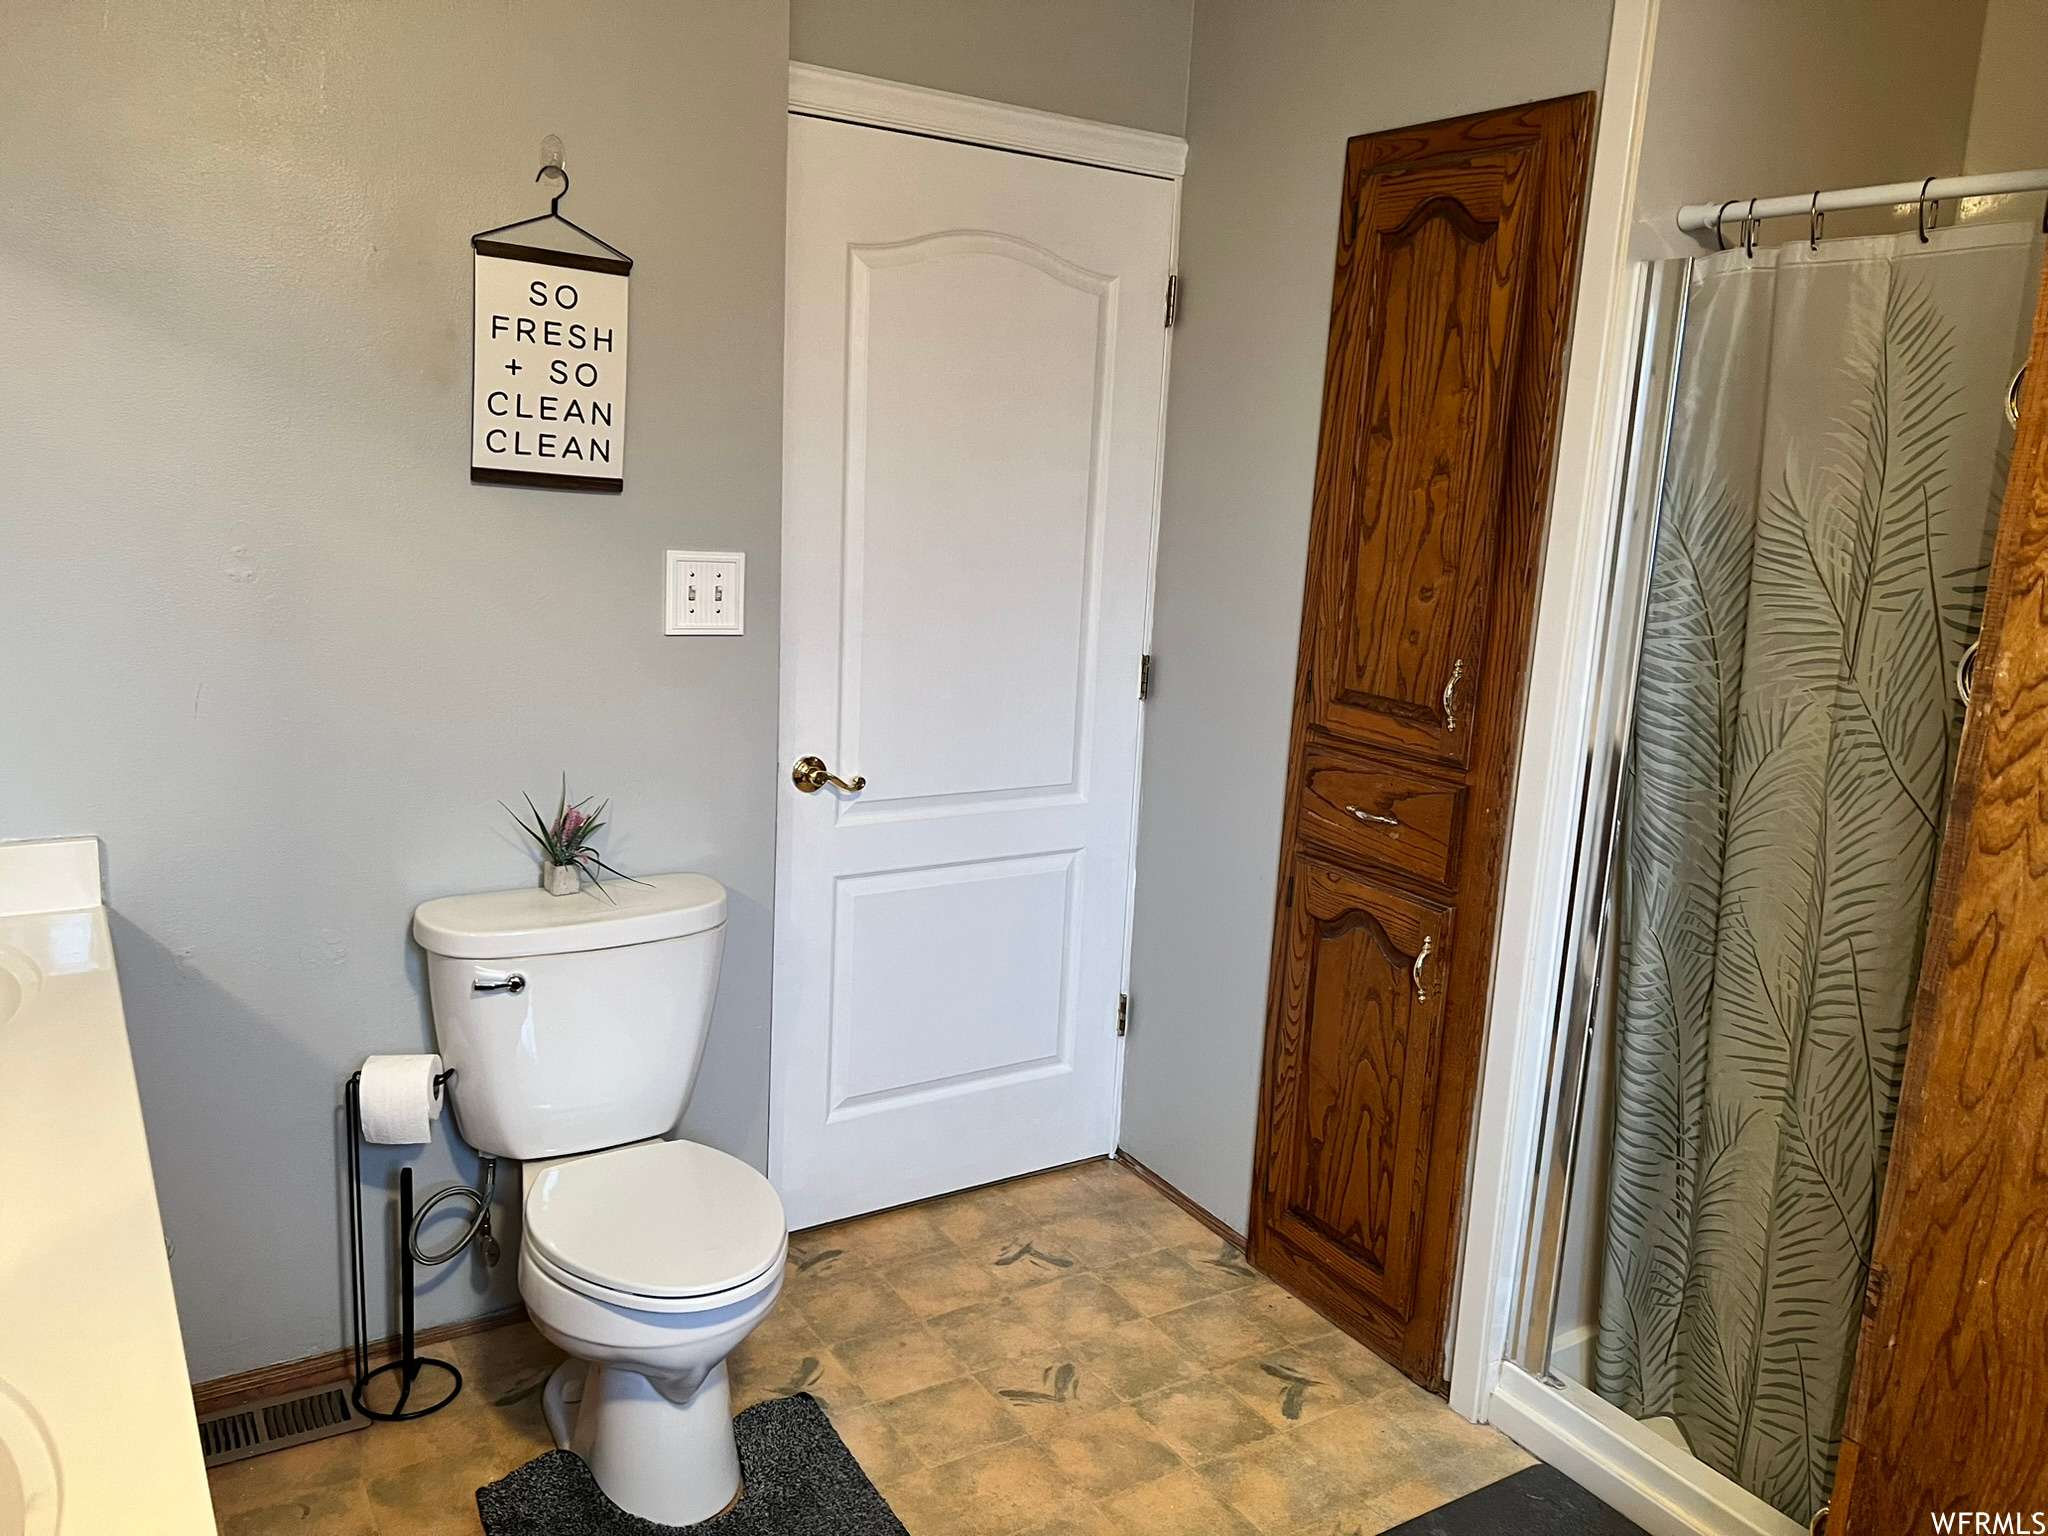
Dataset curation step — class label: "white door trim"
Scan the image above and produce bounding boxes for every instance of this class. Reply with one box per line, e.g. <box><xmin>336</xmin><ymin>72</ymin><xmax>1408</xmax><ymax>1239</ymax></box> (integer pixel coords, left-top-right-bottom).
<box><xmin>1447</xmin><ymin>0</ymin><xmax>1661</xmax><ymax>1420</ymax></box>
<box><xmin>788</xmin><ymin>62</ymin><xmax>1189</xmax><ymax>180</ymax></box>
<box><xmin>1110</xmin><ymin>172</ymin><xmax>1181</xmax><ymax>1153</ymax></box>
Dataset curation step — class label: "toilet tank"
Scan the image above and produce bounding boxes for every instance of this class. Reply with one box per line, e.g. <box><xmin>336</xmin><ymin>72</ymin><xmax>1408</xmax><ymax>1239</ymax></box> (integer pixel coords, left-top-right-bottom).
<box><xmin>411</xmin><ymin>873</ymin><xmax>727</xmax><ymax>1161</ymax></box>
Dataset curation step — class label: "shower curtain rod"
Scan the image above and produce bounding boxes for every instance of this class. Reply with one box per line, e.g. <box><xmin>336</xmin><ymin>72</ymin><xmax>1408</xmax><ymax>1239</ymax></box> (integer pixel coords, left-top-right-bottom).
<box><xmin>1677</xmin><ymin>167</ymin><xmax>2048</xmax><ymax>235</ymax></box>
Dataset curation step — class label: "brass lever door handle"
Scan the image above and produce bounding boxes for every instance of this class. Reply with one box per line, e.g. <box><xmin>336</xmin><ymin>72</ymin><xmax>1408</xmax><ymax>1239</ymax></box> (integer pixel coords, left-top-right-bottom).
<box><xmin>792</xmin><ymin>755</ymin><xmax>866</xmax><ymax>794</ymax></box>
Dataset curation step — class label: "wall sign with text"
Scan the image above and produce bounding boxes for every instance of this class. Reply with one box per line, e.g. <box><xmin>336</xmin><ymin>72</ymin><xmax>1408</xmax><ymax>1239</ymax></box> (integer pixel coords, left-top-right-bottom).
<box><xmin>470</xmin><ymin>174</ymin><xmax>633</xmax><ymax>493</ymax></box>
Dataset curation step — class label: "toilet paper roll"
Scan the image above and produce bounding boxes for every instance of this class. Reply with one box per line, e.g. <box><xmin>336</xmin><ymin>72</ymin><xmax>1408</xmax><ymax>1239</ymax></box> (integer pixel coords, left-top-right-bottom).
<box><xmin>357</xmin><ymin>1054</ymin><xmax>446</xmax><ymax>1145</ymax></box>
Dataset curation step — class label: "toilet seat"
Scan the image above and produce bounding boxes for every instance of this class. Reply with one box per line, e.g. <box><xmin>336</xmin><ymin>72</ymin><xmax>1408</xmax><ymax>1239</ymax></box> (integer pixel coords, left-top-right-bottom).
<box><xmin>526</xmin><ymin>1238</ymin><xmax>786</xmax><ymax>1314</ymax></box>
<box><xmin>525</xmin><ymin>1139</ymin><xmax>786</xmax><ymax>1314</ymax></box>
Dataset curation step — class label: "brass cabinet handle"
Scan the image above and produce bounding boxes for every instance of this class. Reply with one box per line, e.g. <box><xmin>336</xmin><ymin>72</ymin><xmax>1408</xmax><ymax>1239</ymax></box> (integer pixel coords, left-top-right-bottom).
<box><xmin>1344</xmin><ymin>804</ymin><xmax>1400</xmax><ymax>827</ymax></box>
<box><xmin>1411</xmin><ymin>935</ymin><xmax>1433</xmax><ymax>1002</ymax></box>
<box><xmin>792</xmin><ymin>755</ymin><xmax>866</xmax><ymax>794</ymax></box>
<box><xmin>2010</xmin><ymin>364</ymin><xmax>2027</xmax><ymax>427</ymax></box>
<box><xmin>1442</xmin><ymin>659</ymin><xmax>1466</xmax><ymax>733</ymax></box>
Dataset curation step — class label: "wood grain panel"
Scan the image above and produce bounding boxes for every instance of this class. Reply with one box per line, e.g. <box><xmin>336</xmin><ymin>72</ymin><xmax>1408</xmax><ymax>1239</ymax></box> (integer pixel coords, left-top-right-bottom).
<box><xmin>1251</xmin><ymin>94</ymin><xmax>1596</xmax><ymax>1392</ymax></box>
<box><xmin>1297</xmin><ymin>750</ymin><xmax>1463</xmax><ymax>886</ymax></box>
<box><xmin>1265</xmin><ymin>858</ymin><xmax>1449</xmax><ymax>1316</ymax></box>
<box><xmin>1311</xmin><ymin>150</ymin><xmax>1537</xmax><ymax>768</ymax></box>
<box><xmin>1832</xmin><ymin>246</ymin><xmax>2048</xmax><ymax>1531</ymax></box>
<box><xmin>192</xmin><ymin>1307</ymin><xmax>526</xmax><ymax>1418</ymax></box>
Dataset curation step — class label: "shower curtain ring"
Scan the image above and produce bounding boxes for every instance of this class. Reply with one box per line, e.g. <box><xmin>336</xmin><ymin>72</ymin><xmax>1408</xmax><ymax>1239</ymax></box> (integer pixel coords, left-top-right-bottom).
<box><xmin>1809</xmin><ymin>191</ymin><xmax>1824</xmax><ymax>251</ymax></box>
<box><xmin>1743</xmin><ymin>197</ymin><xmax>1758</xmax><ymax>259</ymax></box>
<box><xmin>1917</xmin><ymin>176</ymin><xmax>1937</xmax><ymax>243</ymax></box>
<box><xmin>1714</xmin><ymin>200</ymin><xmax>1735</xmax><ymax>251</ymax></box>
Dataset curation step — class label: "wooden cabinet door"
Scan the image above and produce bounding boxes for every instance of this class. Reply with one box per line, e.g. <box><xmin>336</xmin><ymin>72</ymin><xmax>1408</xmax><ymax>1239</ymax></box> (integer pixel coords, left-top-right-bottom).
<box><xmin>1251</xmin><ymin>96</ymin><xmax>1594</xmax><ymax>1391</ymax></box>
<box><xmin>1308</xmin><ymin>148</ymin><xmax>1544</xmax><ymax>769</ymax></box>
<box><xmin>1262</xmin><ymin>857</ymin><xmax>1452</xmax><ymax>1320</ymax></box>
<box><xmin>1829</xmin><ymin>245</ymin><xmax>2048</xmax><ymax>1532</ymax></box>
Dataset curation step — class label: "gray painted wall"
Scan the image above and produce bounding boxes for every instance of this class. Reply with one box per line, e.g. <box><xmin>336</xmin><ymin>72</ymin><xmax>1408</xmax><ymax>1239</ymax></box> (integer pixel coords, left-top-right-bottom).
<box><xmin>1966</xmin><ymin>0</ymin><xmax>2048</xmax><ymax>173</ymax></box>
<box><xmin>0</xmin><ymin>0</ymin><xmax>789</xmax><ymax>1381</ymax></box>
<box><xmin>1120</xmin><ymin>0</ymin><xmax>1614</xmax><ymax>1233</ymax></box>
<box><xmin>790</xmin><ymin>0</ymin><xmax>1194</xmax><ymax>133</ymax></box>
<box><xmin>1630</xmin><ymin>0</ymin><xmax>1988</xmax><ymax>258</ymax></box>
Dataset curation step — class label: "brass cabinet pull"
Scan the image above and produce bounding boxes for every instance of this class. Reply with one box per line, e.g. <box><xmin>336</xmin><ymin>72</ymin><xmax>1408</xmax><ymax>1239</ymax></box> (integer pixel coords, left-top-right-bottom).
<box><xmin>2010</xmin><ymin>364</ymin><xmax>2028</xmax><ymax>427</ymax></box>
<box><xmin>1442</xmin><ymin>659</ymin><xmax>1466</xmax><ymax>733</ymax></box>
<box><xmin>792</xmin><ymin>755</ymin><xmax>866</xmax><ymax>794</ymax></box>
<box><xmin>1411</xmin><ymin>935</ymin><xmax>1433</xmax><ymax>1002</ymax></box>
<box><xmin>1344</xmin><ymin>804</ymin><xmax>1400</xmax><ymax>827</ymax></box>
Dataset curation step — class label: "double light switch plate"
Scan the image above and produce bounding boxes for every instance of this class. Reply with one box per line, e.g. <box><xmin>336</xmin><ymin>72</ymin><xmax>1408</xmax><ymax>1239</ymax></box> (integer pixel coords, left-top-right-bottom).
<box><xmin>665</xmin><ymin>551</ymin><xmax>745</xmax><ymax>636</ymax></box>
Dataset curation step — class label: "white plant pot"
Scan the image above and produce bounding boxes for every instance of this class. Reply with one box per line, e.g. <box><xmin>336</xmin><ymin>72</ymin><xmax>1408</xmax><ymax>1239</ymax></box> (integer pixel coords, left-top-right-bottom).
<box><xmin>542</xmin><ymin>862</ymin><xmax>582</xmax><ymax>897</ymax></box>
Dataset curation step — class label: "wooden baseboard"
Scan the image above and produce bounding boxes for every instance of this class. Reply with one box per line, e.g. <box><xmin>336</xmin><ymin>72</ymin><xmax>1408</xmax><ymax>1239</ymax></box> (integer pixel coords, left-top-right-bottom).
<box><xmin>1115</xmin><ymin>1148</ymin><xmax>1247</xmax><ymax>1249</ymax></box>
<box><xmin>191</xmin><ymin>1306</ymin><xmax>528</xmax><ymax>1418</ymax></box>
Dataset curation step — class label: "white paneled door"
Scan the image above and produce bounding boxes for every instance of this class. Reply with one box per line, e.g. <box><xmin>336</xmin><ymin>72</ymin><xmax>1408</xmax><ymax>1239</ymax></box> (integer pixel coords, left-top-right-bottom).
<box><xmin>773</xmin><ymin>111</ymin><xmax>1178</xmax><ymax>1230</ymax></box>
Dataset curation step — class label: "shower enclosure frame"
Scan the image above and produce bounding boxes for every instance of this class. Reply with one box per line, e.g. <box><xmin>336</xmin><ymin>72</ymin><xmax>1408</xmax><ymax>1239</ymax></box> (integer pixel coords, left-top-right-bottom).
<box><xmin>1477</xmin><ymin>254</ymin><xmax>1807</xmax><ymax>1536</ymax></box>
<box><xmin>1504</xmin><ymin>256</ymin><xmax>1688</xmax><ymax>1384</ymax></box>
<box><xmin>1436</xmin><ymin>11</ymin><xmax>1807</xmax><ymax>1534</ymax></box>
<box><xmin>1479</xmin><ymin>247</ymin><xmax>1816</xmax><ymax>1536</ymax></box>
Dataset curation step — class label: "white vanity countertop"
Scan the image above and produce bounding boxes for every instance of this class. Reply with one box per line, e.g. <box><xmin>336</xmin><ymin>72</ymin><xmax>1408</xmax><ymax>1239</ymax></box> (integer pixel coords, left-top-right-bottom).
<box><xmin>0</xmin><ymin>838</ymin><xmax>214</xmax><ymax>1535</ymax></box>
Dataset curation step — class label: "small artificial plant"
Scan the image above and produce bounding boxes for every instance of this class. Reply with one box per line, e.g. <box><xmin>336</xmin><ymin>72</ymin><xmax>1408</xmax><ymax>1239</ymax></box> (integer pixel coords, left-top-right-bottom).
<box><xmin>505</xmin><ymin>778</ymin><xmax>647</xmax><ymax>899</ymax></box>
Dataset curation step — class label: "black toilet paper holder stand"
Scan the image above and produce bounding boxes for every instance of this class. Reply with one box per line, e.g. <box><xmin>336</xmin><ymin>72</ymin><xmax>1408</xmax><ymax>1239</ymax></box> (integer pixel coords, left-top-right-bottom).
<box><xmin>344</xmin><ymin>1069</ymin><xmax>464</xmax><ymax>1422</ymax></box>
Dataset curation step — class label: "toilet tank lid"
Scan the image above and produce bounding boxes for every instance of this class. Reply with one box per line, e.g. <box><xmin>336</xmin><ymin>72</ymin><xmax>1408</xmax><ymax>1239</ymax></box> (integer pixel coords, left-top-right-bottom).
<box><xmin>412</xmin><ymin>872</ymin><xmax>727</xmax><ymax>960</ymax></box>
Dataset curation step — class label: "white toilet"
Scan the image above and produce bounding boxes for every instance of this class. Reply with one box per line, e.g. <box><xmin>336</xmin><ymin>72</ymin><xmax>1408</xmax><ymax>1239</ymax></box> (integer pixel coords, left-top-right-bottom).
<box><xmin>412</xmin><ymin>872</ymin><xmax>786</xmax><ymax>1526</ymax></box>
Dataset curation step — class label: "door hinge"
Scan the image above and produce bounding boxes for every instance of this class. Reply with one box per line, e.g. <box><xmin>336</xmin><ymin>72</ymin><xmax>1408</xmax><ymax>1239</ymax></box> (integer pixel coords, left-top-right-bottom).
<box><xmin>1117</xmin><ymin>993</ymin><xmax>1130</xmax><ymax>1037</ymax></box>
<box><xmin>1138</xmin><ymin>653</ymin><xmax>1153</xmax><ymax>700</ymax></box>
<box><xmin>1862</xmin><ymin>1263</ymin><xmax>1889</xmax><ymax>1318</ymax></box>
<box><xmin>1164</xmin><ymin>274</ymin><xmax>1179</xmax><ymax>328</ymax></box>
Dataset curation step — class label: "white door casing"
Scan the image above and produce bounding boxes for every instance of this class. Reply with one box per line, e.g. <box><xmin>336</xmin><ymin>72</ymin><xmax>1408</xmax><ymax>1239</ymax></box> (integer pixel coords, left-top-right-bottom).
<box><xmin>773</xmin><ymin>101</ymin><xmax>1178</xmax><ymax>1231</ymax></box>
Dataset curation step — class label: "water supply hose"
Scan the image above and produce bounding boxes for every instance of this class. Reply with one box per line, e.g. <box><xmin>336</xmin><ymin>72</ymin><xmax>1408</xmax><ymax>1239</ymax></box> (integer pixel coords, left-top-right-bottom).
<box><xmin>407</xmin><ymin>1155</ymin><xmax>500</xmax><ymax>1267</ymax></box>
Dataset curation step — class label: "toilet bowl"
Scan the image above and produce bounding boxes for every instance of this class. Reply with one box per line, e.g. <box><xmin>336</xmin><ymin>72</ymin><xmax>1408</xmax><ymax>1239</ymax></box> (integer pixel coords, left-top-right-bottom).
<box><xmin>411</xmin><ymin>873</ymin><xmax>786</xmax><ymax>1526</ymax></box>
<box><xmin>518</xmin><ymin>1139</ymin><xmax>786</xmax><ymax>1524</ymax></box>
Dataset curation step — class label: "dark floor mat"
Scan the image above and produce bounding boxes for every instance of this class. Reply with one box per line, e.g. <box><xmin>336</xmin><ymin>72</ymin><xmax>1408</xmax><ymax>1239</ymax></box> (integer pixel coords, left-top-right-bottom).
<box><xmin>1383</xmin><ymin>1463</ymin><xmax>1651</xmax><ymax>1535</ymax></box>
<box><xmin>476</xmin><ymin>1393</ymin><xmax>908</xmax><ymax>1535</ymax></box>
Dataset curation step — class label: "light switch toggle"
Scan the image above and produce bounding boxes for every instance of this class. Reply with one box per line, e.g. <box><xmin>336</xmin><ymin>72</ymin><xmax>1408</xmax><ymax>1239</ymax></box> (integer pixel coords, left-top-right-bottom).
<box><xmin>666</xmin><ymin>550</ymin><xmax>745</xmax><ymax>635</ymax></box>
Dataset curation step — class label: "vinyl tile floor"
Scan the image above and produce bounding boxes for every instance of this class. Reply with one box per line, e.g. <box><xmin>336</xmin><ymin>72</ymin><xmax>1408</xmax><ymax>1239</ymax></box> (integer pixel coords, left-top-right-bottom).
<box><xmin>207</xmin><ymin>1159</ymin><xmax>1534</xmax><ymax>1535</ymax></box>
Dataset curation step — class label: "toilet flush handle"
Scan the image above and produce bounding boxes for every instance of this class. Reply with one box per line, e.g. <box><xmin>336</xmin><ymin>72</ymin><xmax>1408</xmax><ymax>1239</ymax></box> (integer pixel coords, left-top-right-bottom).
<box><xmin>472</xmin><ymin>973</ymin><xmax>526</xmax><ymax>995</ymax></box>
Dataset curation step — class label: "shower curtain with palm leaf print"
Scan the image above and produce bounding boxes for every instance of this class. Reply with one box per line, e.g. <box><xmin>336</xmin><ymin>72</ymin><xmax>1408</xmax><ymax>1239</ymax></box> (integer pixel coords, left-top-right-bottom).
<box><xmin>1594</xmin><ymin>222</ymin><xmax>2041</xmax><ymax>1524</ymax></box>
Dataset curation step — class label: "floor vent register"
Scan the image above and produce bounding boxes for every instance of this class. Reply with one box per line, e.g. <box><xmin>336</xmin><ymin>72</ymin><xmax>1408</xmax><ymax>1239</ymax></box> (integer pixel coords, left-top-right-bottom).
<box><xmin>197</xmin><ymin>1383</ymin><xmax>367</xmax><ymax>1467</ymax></box>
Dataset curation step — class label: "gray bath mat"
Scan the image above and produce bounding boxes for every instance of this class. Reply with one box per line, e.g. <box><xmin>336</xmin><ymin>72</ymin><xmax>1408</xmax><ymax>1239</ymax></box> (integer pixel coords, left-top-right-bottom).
<box><xmin>476</xmin><ymin>1393</ymin><xmax>909</xmax><ymax>1535</ymax></box>
<box><xmin>1382</xmin><ymin>1463</ymin><xmax>1649</xmax><ymax>1535</ymax></box>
